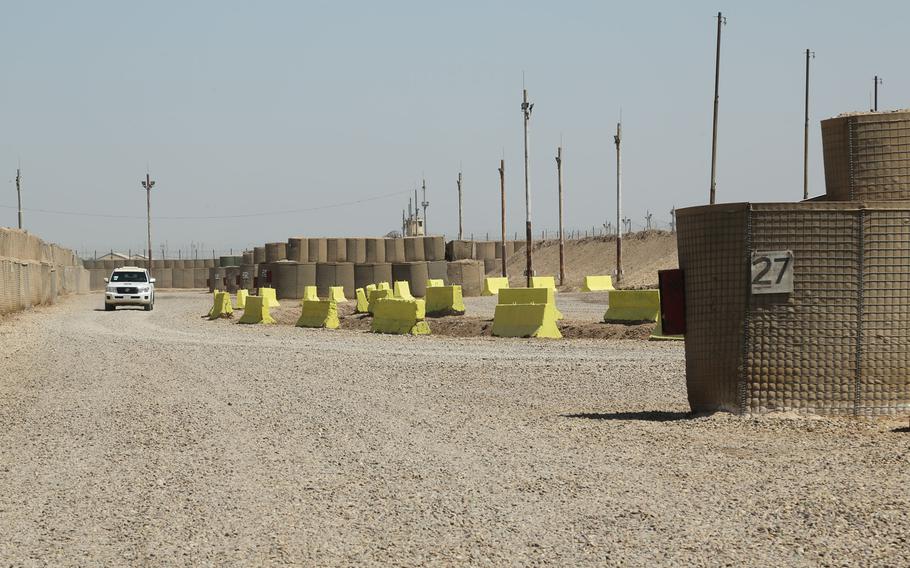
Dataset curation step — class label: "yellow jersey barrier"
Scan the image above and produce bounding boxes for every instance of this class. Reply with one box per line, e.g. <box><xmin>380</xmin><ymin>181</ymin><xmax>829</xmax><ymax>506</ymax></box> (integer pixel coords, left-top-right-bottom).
<box><xmin>393</xmin><ymin>280</ymin><xmax>414</xmax><ymax>299</ymax></box>
<box><xmin>425</xmin><ymin>285</ymin><xmax>466</xmax><ymax>316</ymax></box>
<box><xmin>208</xmin><ymin>291</ymin><xmax>233</xmax><ymax>319</ymax></box>
<box><xmin>498</xmin><ymin>287</ymin><xmax>563</xmax><ymax>320</ymax></box>
<box><xmin>365</xmin><ymin>283</ymin><xmax>377</xmax><ymax>295</ymax></box>
<box><xmin>426</xmin><ymin>278</ymin><xmax>444</xmax><ymax>288</ymax></box>
<box><xmin>371</xmin><ymin>297</ymin><xmax>430</xmax><ymax>335</ymax></box>
<box><xmin>302</xmin><ymin>285</ymin><xmax>319</xmax><ymax>301</ymax></box>
<box><xmin>355</xmin><ymin>288</ymin><xmax>369</xmax><ymax>313</ymax></box>
<box><xmin>649</xmin><ymin>310</ymin><xmax>684</xmax><ymax>341</ymax></box>
<box><xmin>492</xmin><ymin>303</ymin><xmax>562</xmax><ymax>339</ymax></box>
<box><xmin>376</xmin><ymin>282</ymin><xmax>391</xmax><ymax>291</ymax></box>
<box><xmin>328</xmin><ymin>286</ymin><xmax>347</xmax><ymax>302</ymax></box>
<box><xmin>603</xmin><ymin>289</ymin><xmax>660</xmax><ymax>323</ymax></box>
<box><xmin>234</xmin><ymin>289</ymin><xmax>249</xmax><ymax>309</ymax></box>
<box><xmin>581</xmin><ymin>275</ymin><xmax>615</xmax><ymax>292</ymax></box>
<box><xmin>368</xmin><ymin>288</ymin><xmax>394</xmax><ymax>314</ymax></box>
<box><xmin>530</xmin><ymin>276</ymin><xmax>557</xmax><ymax>292</ymax></box>
<box><xmin>296</xmin><ymin>299</ymin><xmax>340</xmax><ymax>329</ymax></box>
<box><xmin>482</xmin><ymin>276</ymin><xmax>510</xmax><ymax>296</ymax></box>
<box><xmin>259</xmin><ymin>287</ymin><xmax>280</xmax><ymax>308</ymax></box>
<box><xmin>238</xmin><ymin>295</ymin><xmax>275</xmax><ymax>324</ymax></box>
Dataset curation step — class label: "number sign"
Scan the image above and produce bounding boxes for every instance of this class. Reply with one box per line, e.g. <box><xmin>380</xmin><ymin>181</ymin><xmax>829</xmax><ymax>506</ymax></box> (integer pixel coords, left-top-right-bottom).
<box><xmin>751</xmin><ymin>250</ymin><xmax>793</xmax><ymax>294</ymax></box>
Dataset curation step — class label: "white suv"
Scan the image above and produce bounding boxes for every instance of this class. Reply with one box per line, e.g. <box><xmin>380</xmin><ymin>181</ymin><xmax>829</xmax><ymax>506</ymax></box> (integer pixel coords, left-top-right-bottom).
<box><xmin>104</xmin><ymin>267</ymin><xmax>156</xmax><ymax>311</ymax></box>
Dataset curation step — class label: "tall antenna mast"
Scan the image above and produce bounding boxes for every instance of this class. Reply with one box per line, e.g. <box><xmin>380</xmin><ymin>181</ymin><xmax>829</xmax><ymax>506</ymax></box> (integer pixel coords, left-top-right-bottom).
<box><xmin>874</xmin><ymin>75</ymin><xmax>883</xmax><ymax>112</ymax></box>
<box><xmin>15</xmin><ymin>166</ymin><xmax>22</xmax><ymax>230</ymax></box>
<box><xmin>522</xmin><ymin>87</ymin><xmax>534</xmax><ymax>286</ymax></box>
<box><xmin>499</xmin><ymin>159</ymin><xmax>506</xmax><ymax>277</ymax></box>
<box><xmin>615</xmin><ymin>122</ymin><xmax>623</xmax><ymax>283</ymax></box>
<box><xmin>457</xmin><ymin>171</ymin><xmax>464</xmax><ymax>240</ymax></box>
<box><xmin>804</xmin><ymin>49</ymin><xmax>815</xmax><ymax>200</ymax></box>
<box><xmin>709</xmin><ymin>11</ymin><xmax>726</xmax><ymax>205</ymax></box>
<box><xmin>141</xmin><ymin>172</ymin><xmax>156</xmax><ymax>266</ymax></box>
<box><xmin>421</xmin><ymin>178</ymin><xmax>429</xmax><ymax>235</ymax></box>
<box><xmin>556</xmin><ymin>146</ymin><xmax>565</xmax><ymax>286</ymax></box>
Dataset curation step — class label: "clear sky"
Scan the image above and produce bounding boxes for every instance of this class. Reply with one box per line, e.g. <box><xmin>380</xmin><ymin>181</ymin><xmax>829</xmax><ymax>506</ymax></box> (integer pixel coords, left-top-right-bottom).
<box><xmin>1</xmin><ymin>1</ymin><xmax>906</xmax><ymax>257</ymax></box>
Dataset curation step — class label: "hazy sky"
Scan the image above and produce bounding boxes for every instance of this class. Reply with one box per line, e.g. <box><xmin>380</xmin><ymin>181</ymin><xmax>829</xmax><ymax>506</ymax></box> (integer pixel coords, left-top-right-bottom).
<box><xmin>1</xmin><ymin>1</ymin><xmax>906</xmax><ymax>257</ymax></box>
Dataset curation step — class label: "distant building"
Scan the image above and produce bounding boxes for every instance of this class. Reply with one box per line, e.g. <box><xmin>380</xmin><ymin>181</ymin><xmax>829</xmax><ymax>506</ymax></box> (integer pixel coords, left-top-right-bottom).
<box><xmin>96</xmin><ymin>251</ymin><xmax>148</xmax><ymax>261</ymax></box>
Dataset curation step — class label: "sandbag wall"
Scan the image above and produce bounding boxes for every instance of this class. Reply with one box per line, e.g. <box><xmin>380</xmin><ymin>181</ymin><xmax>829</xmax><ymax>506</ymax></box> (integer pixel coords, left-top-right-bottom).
<box><xmin>0</xmin><ymin>227</ymin><xmax>89</xmax><ymax>315</ymax></box>
<box><xmin>677</xmin><ymin>201</ymin><xmax>910</xmax><ymax>417</ymax></box>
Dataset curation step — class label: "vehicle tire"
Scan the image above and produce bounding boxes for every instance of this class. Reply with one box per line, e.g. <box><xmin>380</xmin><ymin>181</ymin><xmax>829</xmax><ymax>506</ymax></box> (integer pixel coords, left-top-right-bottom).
<box><xmin>145</xmin><ymin>302</ymin><xmax>153</xmax><ymax>311</ymax></box>
<box><xmin>105</xmin><ymin>303</ymin><xmax>115</xmax><ymax>311</ymax></box>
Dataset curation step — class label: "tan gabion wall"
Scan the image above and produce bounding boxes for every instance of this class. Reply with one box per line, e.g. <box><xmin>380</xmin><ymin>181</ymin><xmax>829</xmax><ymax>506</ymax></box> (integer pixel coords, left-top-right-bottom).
<box><xmin>677</xmin><ymin>202</ymin><xmax>910</xmax><ymax>417</ymax></box>
<box><xmin>0</xmin><ymin>227</ymin><xmax>88</xmax><ymax>315</ymax></box>
<box><xmin>822</xmin><ymin>110</ymin><xmax>910</xmax><ymax>202</ymax></box>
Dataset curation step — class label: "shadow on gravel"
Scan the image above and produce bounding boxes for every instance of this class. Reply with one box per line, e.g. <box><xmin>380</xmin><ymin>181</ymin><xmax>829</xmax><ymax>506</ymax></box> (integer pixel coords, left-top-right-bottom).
<box><xmin>561</xmin><ymin>411</ymin><xmax>693</xmax><ymax>422</ymax></box>
<box><xmin>892</xmin><ymin>426</ymin><xmax>910</xmax><ymax>433</ymax></box>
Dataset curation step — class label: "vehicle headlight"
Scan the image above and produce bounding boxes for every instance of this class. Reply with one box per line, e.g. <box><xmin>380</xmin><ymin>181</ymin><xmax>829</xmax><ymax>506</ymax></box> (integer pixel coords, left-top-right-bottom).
<box><xmin>139</xmin><ymin>286</ymin><xmax>150</xmax><ymax>292</ymax></box>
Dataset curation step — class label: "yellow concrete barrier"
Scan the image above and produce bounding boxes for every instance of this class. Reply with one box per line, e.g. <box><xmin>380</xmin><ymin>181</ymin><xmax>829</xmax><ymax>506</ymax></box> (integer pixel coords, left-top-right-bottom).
<box><xmin>259</xmin><ymin>287</ymin><xmax>280</xmax><ymax>308</ymax></box>
<box><xmin>649</xmin><ymin>310</ymin><xmax>684</xmax><ymax>341</ymax></box>
<box><xmin>498</xmin><ymin>287</ymin><xmax>563</xmax><ymax>320</ymax></box>
<box><xmin>296</xmin><ymin>299</ymin><xmax>339</xmax><ymax>329</ymax></box>
<box><xmin>238</xmin><ymin>295</ymin><xmax>275</xmax><ymax>324</ymax></box>
<box><xmin>355</xmin><ymin>288</ymin><xmax>370</xmax><ymax>313</ymax></box>
<box><xmin>302</xmin><ymin>285</ymin><xmax>319</xmax><ymax>301</ymax></box>
<box><xmin>530</xmin><ymin>276</ymin><xmax>557</xmax><ymax>292</ymax></box>
<box><xmin>482</xmin><ymin>276</ymin><xmax>510</xmax><ymax>296</ymax></box>
<box><xmin>235</xmin><ymin>289</ymin><xmax>249</xmax><ymax>309</ymax></box>
<box><xmin>365</xmin><ymin>283</ymin><xmax>377</xmax><ymax>295</ymax></box>
<box><xmin>425</xmin><ymin>285</ymin><xmax>466</xmax><ymax>316</ymax></box>
<box><xmin>328</xmin><ymin>286</ymin><xmax>347</xmax><ymax>302</ymax></box>
<box><xmin>426</xmin><ymin>279</ymin><xmax>444</xmax><ymax>288</ymax></box>
<box><xmin>371</xmin><ymin>298</ymin><xmax>430</xmax><ymax>335</ymax></box>
<box><xmin>368</xmin><ymin>288</ymin><xmax>394</xmax><ymax>314</ymax></box>
<box><xmin>208</xmin><ymin>291</ymin><xmax>233</xmax><ymax>319</ymax></box>
<box><xmin>582</xmin><ymin>275</ymin><xmax>615</xmax><ymax>292</ymax></box>
<box><xmin>603</xmin><ymin>289</ymin><xmax>660</xmax><ymax>323</ymax></box>
<box><xmin>393</xmin><ymin>280</ymin><xmax>414</xmax><ymax>299</ymax></box>
<box><xmin>376</xmin><ymin>282</ymin><xmax>391</xmax><ymax>291</ymax></box>
<box><xmin>492</xmin><ymin>303</ymin><xmax>561</xmax><ymax>339</ymax></box>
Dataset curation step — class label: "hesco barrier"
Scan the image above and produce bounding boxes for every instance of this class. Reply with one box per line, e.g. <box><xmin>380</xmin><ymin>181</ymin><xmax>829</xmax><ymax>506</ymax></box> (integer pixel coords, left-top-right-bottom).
<box><xmin>265</xmin><ymin>242</ymin><xmax>287</xmax><ymax>263</ymax></box>
<box><xmin>273</xmin><ymin>261</ymin><xmax>317</xmax><ymax>299</ymax></box>
<box><xmin>286</xmin><ymin>238</ymin><xmax>307</xmax><ymax>262</ymax></box>
<box><xmin>424</xmin><ymin>236</ymin><xmax>445</xmax><ymax>261</ymax></box>
<box><xmin>403</xmin><ymin>237</ymin><xmax>425</xmax><ymax>261</ymax></box>
<box><xmin>242</xmin><ymin>250</ymin><xmax>255</xmax><ymax>264</ymax></box>
<box><xmin>446</xmin><ymin>240</ymin><xmax>475</xmax><ymax>261</ymax></box>
<box><xmin>297</xmin><ymin>299</ymin><xmax>340</xmax><ymax>329</ymax></box>
<box><xmin>474</xmin><ymin>241</ymin><xmax>496</xmax><ymax>260</ymax></box>
<box><xmin>346</xmin><ymin>238</ymin><xmax>367</xmax><ymax>264</ymax></box>
<box><xmin>308</xmin><ymin>238</ymin><xmax>327</xmax><ymax>263</ymax></box>
<box><xmin>822</xmin><ymin>110</ymin><xmax>910</xmax><ymax>201</ymax></box>
<box><xmin>447</xmin><ymin>260</ymin><xmax>484</xmax><ymax>296</ymax></box>
<box><xmin>677</xmin><ymin>201</ymin><xmax>910</xmax><ymax>416</ymax></box>
<box><xmin>315</xmin><ymin>262</ymin><xmax>355</xmax><ymax>298</ymax></box>
<box><xmin>239</xmin><ymin>264</ymin><xmax>257</xmax><ymax>291</ymax></box>
<box><xmin>385</xmin><ymin>238</ymin><xmax>405</xmax><ymax>263</ymax></box>
<box><xmin>392</xmin><ymin>262</ymin><xmax>429</xmax><ymax>297</ymax></box>
<box><xmin>365</xmin><ymin>238</ymin><xmax>386</xmax><ymax>263</ymax></box>
<box><xmin>426</xmin><ymin>260</ymin><xmax>448</xmax><ymax>285</ymax></box>
<box><xmin>483</xmin><ymin>259</ymin><xmax>498</xmax><ymax>274</ymax></box>
<box><xmin>224</xmin><ymin>267</ymin><xmax>241</xmax><ymax>293</ymax></box>
<box><xmin>150</xmin><ymin>268</ymin><xmax>173</xmax><ymax>289</ymax></box>
<box><xmin>254</xmin><ymin>246</ymin><xmax>267</xmax><ymax>264</ymax></box>
<box><xmin>354</xmin><ymin>262</ymin><xmax>393</xmax><ymax>291</ymax></box>
<box><xmin>208</xmin><ymin>267</ymin><xmax>226</xmax><ymax>292</ymax></box>
<box><xmin>425</xmin><ymin>285</ymin><xmax>465</xmax><ymax>316</ymax></box>
<box><xmin>327</xmin><ymin>238</ymin><xmax>347</xmax><ymax>262</ymax></box>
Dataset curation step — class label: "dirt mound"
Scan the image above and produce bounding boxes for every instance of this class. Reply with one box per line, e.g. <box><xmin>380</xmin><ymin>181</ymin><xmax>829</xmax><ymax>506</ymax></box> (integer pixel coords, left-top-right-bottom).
<box><xmin>501</xmin><ymin>230</ymin><xmax>678</xmax><ymax>289</ymax></box>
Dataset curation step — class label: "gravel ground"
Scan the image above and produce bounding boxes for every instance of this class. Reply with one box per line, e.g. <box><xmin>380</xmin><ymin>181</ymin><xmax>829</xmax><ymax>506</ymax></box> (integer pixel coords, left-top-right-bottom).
<box><xmin>0</xmin><ymin>291</ymin><xmax>908</xmax><ymax>566</ymax></box>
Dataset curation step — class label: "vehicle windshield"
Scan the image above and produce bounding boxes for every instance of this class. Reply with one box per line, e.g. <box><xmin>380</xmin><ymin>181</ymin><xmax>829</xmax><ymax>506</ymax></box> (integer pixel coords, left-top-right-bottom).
<box><xmin>110</xmin><ymin>271</ymin><xmax>147</xmax><ymax>283</ymax></box>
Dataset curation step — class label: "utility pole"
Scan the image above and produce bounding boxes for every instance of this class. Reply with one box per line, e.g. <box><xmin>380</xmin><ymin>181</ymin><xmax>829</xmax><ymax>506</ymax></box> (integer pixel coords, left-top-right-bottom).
<box><xmin>614</xmin><ymin>122</ymin><xmax>623</xmax><ymax>283</ymax></box>
<box><xmin>141</xmin><ymin>172</ymin><xmax>156</xmax><ymax>267</ymax></box>
<box><xmin>709</xmin><ymin>11</ymin><xmax>726</xmax><ymax>205</ymax></box>
<box><xmin>874</xmin><ymin>76</ymin><xmax>882</xmax><ymax>111</ymax></box>
<box><xmin>670</xmin><ymin>207</ymin><xmax>677</xmax><ymax>233</ymax></box>
<box><xmin>556</xmin><ymin>146</ymin><xmax>565</xmax><ymax>286</ymax></box>
<box><xmin>499</xmin><ymin>159</ymin><xmax>507</xmax><ymax>277</ymax></box>
<box><xmin>804</xmin><ymin>49</ymin><xmax>815</xmax><ymax>200</ymax></box>
<box><xmin>457</xmin><ymin>171</ymin><xmax>464</xmax><ymax>240</ymax></box>
<box><xmin>15</xmin><ymin>167</ymin><xmax>22</xmax><ymax>229</ymax></box>
<box><xmin>421</xmin><ymin>178</ymin><xmax>429</xmax><ymax>235</ymax></box>
<box><xmin>402</xmin><ymin>209</ymin><xmax>406</xmax><ymax>237</ymax></box>
<box><xmin>645</xmin><ymin>210</ymin><xmax>653</xmax><ymax>231</ymax></box>
<box><xmin>522</xmin><ymin>88</ymin><xmax>534</xmax><ymax>287</ymax></box>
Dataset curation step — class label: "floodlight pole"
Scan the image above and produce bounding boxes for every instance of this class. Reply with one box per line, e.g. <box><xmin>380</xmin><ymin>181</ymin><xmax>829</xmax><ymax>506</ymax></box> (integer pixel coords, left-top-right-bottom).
<box><xmin>615</xmin><ymin>122</ymin><xmax>623</xmax><ymax>283</ymax></box>
<box><xmin>522</xmin><ymin>88</ymin><xmax>533</xmax><ymax>287</ymax></box>
<box><xmin>499</xmin><ymin>159</ymin><xmax>507</xmax><ymax>277</ymax></box>
<box><xmin>804</xmin><ymin>49</ymin><xmax>814</xmax><ymax>200</ymax></box>
<box><xmin>141</xmin><ymin>172</ymin><xmax>155</xmax><ymax>267</ymax></box>
<box><xmin>709</xmin><ymin>11</ymin><xmax>726</xmax><ymax>205</ymax></box>
<box><xmin>556</xmin><ymin>146</ymin><xmax>565</xmax><ymax>286</ymax></box>
<box><xmin>15</xmin><ymin>168</ymin><xmax>22</xmax><ymax>229</ymax></box>
<box><xmin>421</xmin><ymin>178</ymin><xmax>429</xmax><ymax>235</ymax></box>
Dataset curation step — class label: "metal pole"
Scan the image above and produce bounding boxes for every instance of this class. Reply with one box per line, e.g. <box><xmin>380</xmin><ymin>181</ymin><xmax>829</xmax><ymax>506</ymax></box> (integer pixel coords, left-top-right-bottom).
<box><xmin>499</xmin><ymin>159</ymin><xmax>507</xmax><ymax>277</ymax></box>
<box><xmin>421</xmin><ymin>178</ymin><xmax>429</xmax><ymax>235</ymax></box>
<box><xmin>874</xmin><ymin>75</ymin><xmax>881</xmax><ymax>112</ymax></box>
<box><xmin>15</xmin><ymin>168</ymin><xmax>22</xmax><ymax>229</ymax></box>
<box><xmin>556</xmin><ymin>146</ymin><xmax>565</xmax><ymax>286</ymax></box>
<box><xmin>709</xmin><ymin>12</ymin><xmax>725</xmax><ymax>205</ymax></box>
<box><xmin>457</xmin><ymin>172</ymin><xmax>463</xmax><ymax>240</ymax></box>
<box><xmin>804</xmin><ymin>49</ymin><xmax>813</xmax><ymax>200</ymax></box>
<box><xmin>615</xmin><ymin>122</ymin><xmax>623</xmax><ymax>283</ymax></box>
<box><xmin>522</xmin><ymin>88</ymin><xmax>534</xmax><ymax>287</ymax></box>
<box><xmin>141</xmin><ymin>173</ymin><xmax>155</xmax><ymax>267</ymax></box>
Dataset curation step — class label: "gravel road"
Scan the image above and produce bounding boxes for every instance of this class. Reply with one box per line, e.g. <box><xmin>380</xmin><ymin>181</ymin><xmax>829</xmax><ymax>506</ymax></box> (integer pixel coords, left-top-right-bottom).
<box><xmin>1</xmin><ymin>292</ymin><xmax>908</xmax><ymax>566</ymax></box>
